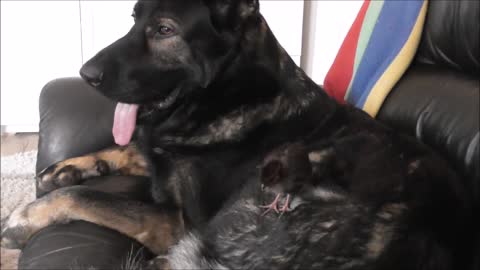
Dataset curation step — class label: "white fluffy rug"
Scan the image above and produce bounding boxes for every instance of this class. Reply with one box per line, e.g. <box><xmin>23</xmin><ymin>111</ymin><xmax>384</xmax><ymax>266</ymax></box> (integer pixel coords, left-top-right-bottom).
<box><xmin>1</xmin><ymin>151</ymin><xmax>37</xmax><ymax>220</ymax></box>
<box><xmin>1</xmin><ymin>151</ymin><xmax>37</xmax><ymax>270</ymax></box>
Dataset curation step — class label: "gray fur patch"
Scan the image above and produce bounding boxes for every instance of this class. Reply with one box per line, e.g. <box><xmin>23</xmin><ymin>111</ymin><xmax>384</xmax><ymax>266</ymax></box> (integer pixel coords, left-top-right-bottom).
<box><xmin>168</xmin><ymin>233</ymin><xmax>228</xmax><ymax>269</ymax></box>
<box><xmin>310</xmin><ymin>187</ymin><xmax>345</xmax><ymax>201</ymax></box>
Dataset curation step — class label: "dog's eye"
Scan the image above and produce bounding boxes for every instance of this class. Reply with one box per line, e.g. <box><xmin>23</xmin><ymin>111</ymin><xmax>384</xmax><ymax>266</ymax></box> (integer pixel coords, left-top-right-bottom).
<box><xmin>158</xmin><ymin>25</ymin><xmax>174</xmax><ymax>36</ymax></box>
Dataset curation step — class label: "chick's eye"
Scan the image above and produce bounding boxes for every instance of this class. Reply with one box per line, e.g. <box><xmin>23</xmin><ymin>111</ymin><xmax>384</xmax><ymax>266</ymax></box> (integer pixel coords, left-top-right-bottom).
<box><xmin>158</xmin><ymin>25</ymin><xmax>174</xmax><ymax>35</ymax></box>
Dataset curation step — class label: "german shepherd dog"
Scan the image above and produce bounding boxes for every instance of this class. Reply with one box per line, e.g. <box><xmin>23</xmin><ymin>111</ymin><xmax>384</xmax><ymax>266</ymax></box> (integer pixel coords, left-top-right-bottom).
<box><xmin>1</xmin><ymin>0</ymin><xmax>475</xmax><ymax>269</ymax></box>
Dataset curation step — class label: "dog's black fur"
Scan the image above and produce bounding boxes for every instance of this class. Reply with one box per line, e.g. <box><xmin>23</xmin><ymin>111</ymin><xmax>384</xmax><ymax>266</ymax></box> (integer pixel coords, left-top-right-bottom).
<box><xmin>161</xmin><ymin>136</ymin><xmax>473</xmax><ymax>270</ymax></box>
<box><xmin>77</xmin><ymin>0</ymin><xmax>474</xmax><ymax>269</ymax></box>
<box><xmin>16</xmin><ymin>0</ymin><xmax>475</xmax><ymax>269</ymax></box>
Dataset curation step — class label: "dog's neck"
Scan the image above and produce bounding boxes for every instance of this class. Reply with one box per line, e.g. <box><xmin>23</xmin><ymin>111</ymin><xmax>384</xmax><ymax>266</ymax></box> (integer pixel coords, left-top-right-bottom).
<box><xmin>219</xmin><ymin>15</ymin><xmax>336</xmax><ymax>114</ymax></box>
<box><xmin>220</xmin><ymin>16</ymin><xmax>326</xmax><ymax>103</ymax></box>
<box><xmin>152</xmin><ymin>16</ymin><xmax>338</xmax><ymax>149</ymax></box>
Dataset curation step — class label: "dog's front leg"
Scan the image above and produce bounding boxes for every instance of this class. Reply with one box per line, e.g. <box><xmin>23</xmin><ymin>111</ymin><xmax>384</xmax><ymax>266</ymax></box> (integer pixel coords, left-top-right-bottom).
<box><xmin>1</xmin><ymin>186</ymin><xmax>184</xmax><ymax>255</ymax></box>
<box><xmin>36</xmin><ymin>143</ymin><xmax>149</xmax><ymax>194</ymax></box>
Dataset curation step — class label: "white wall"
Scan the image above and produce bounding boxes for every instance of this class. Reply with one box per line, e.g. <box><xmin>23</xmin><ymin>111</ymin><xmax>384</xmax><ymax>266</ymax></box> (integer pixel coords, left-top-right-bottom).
<box><xmin>310</xmin><ymin>1</ymin><xmax>363</xmax><ymax>84</ymax></box>
<box><xmin>261</xmin><ymin>1</ymin><xmax>304</xmax><ymax>65</ymax></box>
<box><xmin>1</xmin><ymin>1</ymin><xmax>83</xmax><ymax>132</ymax></box>
<box><xmin>79</xmin><ymin>0</ymin><xmax>137</xmax><ymax>62</ymax></box>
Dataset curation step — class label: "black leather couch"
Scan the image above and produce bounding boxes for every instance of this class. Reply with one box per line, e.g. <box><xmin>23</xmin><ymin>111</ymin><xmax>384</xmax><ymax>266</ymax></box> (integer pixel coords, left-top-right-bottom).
<box><xmin>18</xmin><ymin>1</ymin><xmax>479</xmax><ymax>269</ymax></box>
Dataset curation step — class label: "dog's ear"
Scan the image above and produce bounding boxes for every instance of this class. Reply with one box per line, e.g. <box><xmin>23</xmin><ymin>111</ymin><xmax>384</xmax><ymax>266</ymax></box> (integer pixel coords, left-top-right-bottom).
<box><xmin>203</xmin><ymin>0</ymin><xmax>260</xmax><ymax>31</ymax></box>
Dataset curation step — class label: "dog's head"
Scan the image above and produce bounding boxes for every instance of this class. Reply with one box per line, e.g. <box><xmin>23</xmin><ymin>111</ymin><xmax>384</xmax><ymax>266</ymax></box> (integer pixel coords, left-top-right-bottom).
<box><xmin>79</xmin><ymin>0</ymin><xmax>261</xmax><ymax>145</ymax></box>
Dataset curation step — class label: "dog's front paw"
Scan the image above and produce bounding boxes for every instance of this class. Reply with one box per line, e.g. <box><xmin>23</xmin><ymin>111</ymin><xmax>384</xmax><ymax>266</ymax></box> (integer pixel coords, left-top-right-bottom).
<box><xmin>1</xmin><ymin>206</ymin><xmax>33</xmax><ymax>249</ymax></box>
<box><xmin>36</xmin><ymin>162</ymin><xmax>85</xmax><ymax>194</ymax></box>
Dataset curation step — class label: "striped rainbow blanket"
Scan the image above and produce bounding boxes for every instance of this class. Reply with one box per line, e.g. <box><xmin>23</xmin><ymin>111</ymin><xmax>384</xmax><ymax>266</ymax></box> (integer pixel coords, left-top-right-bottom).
<box><xmin>323</xmin><ymin>0</ymin><xmax>428</xmax><ymax>117</ymax></box>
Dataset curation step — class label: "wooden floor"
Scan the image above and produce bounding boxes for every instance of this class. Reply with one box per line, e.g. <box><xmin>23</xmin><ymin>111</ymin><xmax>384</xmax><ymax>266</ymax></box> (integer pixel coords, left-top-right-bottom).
<box><xmin>1</xmin><ymin>133</ymin><xmax>38</xmax><ymax>156</ymax></box>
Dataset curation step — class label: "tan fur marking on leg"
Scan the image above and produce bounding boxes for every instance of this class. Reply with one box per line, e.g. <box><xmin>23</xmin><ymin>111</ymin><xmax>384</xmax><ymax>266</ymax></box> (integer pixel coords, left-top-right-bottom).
<box><xmin>37</xmin><ymin>144</ymin><xmax>150</xmax><ymax>193</ymax></box>
<box><xmin>96</xmin><ymin>144</ymin><xmax>149</xmax><ymax>176</ymax></box>
<box><xmin>15</xmin><ymin>188</ymin><xmax>183</xmax><ymax>254</ymax></box>
<box><xmin>377</xmin><ymin>203</ymin><xmax>407</xmax><ymax>220</ymax></box>
<box><xmin>367</xmin><ymin>203</ymin><xmax>406</xmax><ymax>259</ymax></box>
<box><xmin>26</xmin><ymin>195</ymin><xmax>75</xmax><ymax>227</ymax></box>
<box><xmin>366</xmin><ymin>222</ymin><xmax>392</xmax><ymax>259</ymax></box>
<box><xmin>135</xmin><ymin>212</ymin><xmax>184</xmax><ymax>254</ymax></box>
<box><xmin>60</xmin><ymin>156</ymin><xmax>97</xmax><ymax>170</ymax></box>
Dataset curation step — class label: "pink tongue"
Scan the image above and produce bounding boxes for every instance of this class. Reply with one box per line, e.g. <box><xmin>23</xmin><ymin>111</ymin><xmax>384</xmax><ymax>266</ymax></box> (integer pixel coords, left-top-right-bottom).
<box><xmin>112</xmin><ymin>103</ymin><xmax>139</xmax><ymax>146</ymax></box>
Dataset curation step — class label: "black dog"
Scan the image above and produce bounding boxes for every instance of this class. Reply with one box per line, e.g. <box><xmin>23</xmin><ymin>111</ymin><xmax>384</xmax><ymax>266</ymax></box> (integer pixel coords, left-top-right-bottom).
<box><xmin>1</xmin><ymin>0</ymin><xmax>474</xmax><ymax>269</ymax></box>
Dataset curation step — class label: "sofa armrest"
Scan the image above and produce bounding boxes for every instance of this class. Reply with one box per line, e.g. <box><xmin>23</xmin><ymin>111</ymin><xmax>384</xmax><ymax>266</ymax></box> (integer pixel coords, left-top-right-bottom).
<box><xmin>36</xmin><ymin>77</ymin><xmax>116</xmax><ymax>174</ymax></box>
<box><xmin>378</xmin><ymin>64</ymin><xmax>479</xmax><ymax>200</ymax></box>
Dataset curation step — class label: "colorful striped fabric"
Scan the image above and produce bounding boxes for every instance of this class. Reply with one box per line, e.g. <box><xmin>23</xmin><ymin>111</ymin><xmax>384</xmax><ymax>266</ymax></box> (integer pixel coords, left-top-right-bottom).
<box><xmin>323</xmin><ymin>0</ymin><xmax>428</xmax><ymax>117</ymax></box>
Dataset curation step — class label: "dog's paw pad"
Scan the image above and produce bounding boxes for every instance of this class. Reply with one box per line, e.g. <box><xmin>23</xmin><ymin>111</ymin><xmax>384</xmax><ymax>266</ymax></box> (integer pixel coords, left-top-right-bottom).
<box><xmin>36</xmin><ymin>164</ymin><xmax>83</xmax><ymax>193</ymax></box>
<box><xmin>54</xmin><ymin>165</ymin><xmax>83</xmax><ymax>186</ymax></box>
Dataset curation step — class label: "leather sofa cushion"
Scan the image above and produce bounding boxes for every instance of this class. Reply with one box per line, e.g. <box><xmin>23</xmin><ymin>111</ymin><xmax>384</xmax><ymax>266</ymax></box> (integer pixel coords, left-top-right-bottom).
<box><xmin>18</xmin><ymin>221</ymin><xmax>152</xmax><ymax>270</ymax></box>
<box><xmin>416</xmin><ymin>0</ymin><xmax>479</xmax><ymax>75</ymax></box>
<box><xmin>378</xmin><ymin>64</ymin><xmax>479</xmax><ymax>200</ymax></box>
<box><xmin>36</xmin><ymin>77</ymin><xmax>116</xmax><ymax>174</ymax></box>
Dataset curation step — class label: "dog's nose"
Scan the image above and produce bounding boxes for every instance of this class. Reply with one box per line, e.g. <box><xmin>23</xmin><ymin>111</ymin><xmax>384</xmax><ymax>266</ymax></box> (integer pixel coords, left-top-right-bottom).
<box><xmin>80</xmin><ymin>64</ymin><xmax>104</xmax><ymax>87</ymax></box>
